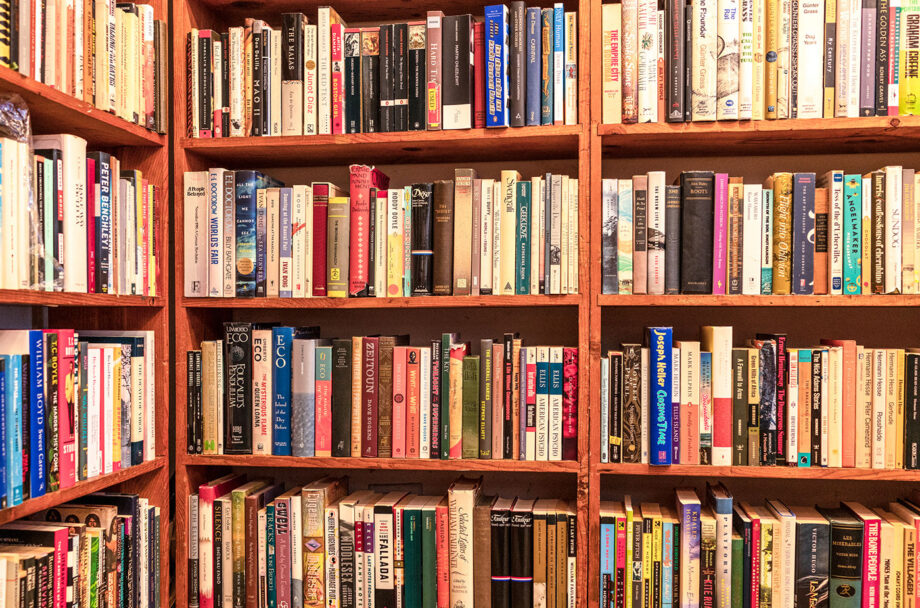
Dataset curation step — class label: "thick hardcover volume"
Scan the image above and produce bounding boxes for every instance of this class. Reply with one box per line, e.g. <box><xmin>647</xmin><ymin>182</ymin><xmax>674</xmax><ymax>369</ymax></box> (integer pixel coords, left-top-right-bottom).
<box><xmin>349</xmin><ymin>166</ymin><xmax>391</xmax><ymax>296</ymax></box>
<box><xmin>344</xmin><ymin>29</ymin><xmax>361</xmax><ymax>134</ymax></box>
<box><xmin>526</xmin><ymin>8</ymin><xmax>543</xmax><ymax>124</ymax></box>
<box><xmin>223</xmin><ymin>322</ymin><xmax>253</xmax><ymax>454</ymax></box>
<box><xmin>666</xmin><ymin>0</ymin><xmax>686</xmax><ymax>120</ymax></box>
<box><xmin>491</xmin><ymin>498</ymin><xmax>513</xmax><ymax>608</ymax></box>
<box><xmin>542</xmin><ymin>8</ymin><xmax>556</xmax><ymax>124</ymax></box>
<box><xmin>562</xmin><ymin>348</ymin><xmax>578</xmax><ymax>460</ymax></box>
<box><xmin>409</xmin><ymin>22</ymin><xmax>427</xmax><ymax>130</ymax></box>
<box><xmin>378</xmin><ymin>336</ymin><xmax>397</xmax><ymax>458</ymax></box>
<box><xmin>361</xmin><ymin>28</ymin><xmax>381</xmax><ymax>132</ymax></box>
<box><xmin>331</xmin><ymin>339</ymin><xmax>352</xmax><ymax>457</ymax></box>
<box><xmin>692</xmin><ymin>0</ymin><xmax>718</xmax><ymax>120</ymax></box>
<box><xmin>510</xmin><ymin>499</ymin><xmax>535</xmax><ymax>608</ymax></box>
<box><xmin>485</xmin><ymin>5</ymin><xmax>510</xmax><ymax>128</ymax></box>
<box><xmin>792</xmin><ymin>173</ymin><xmax>817</xmax><ymax>294</ymax></box>
<box><xmin>433</xmin><ymin>181</ymin><xmax>455</xmax><ymax>295</ymax></box>
<box><xmin>510</xmin><ymin>1</ymin><xmax>527</xmax><ymax>126</ymax></box>
<box><xmin>649</xmin><ymin>327</ymin><xmax>673</xmax><ymax>465</ymax></box>
<box><xmin>771</xmin><ymin>173</ymin><xmax>794</xmax><ymax>294</ymax></box>
<box><xmin>442</xmin><ymin>15</ymin><xmax>474</xmax><ymax>129</ymax></box>
<box><xmin>680</xmin><ymin>172</ymin><xmax>715</xmax><ymax>293</ymax></box>
<box><xmin>792</xmin><ymin>508</ymin><xmax>831</xmax><ymax>608</ymax></box>
<box><xmin>818</xmin><ymin>507</ymin><xmax>864</xmax><ymax>608</ymax></box>
<box><xmin>461</xmin><ymin>356</ymin><xmax>480</xmax><ymax>458</ymax></box>
<box><xmin>393</xmin><ymin>23</ymin><xmax>410</xmax><ymax>131</ymax></box>
<box><xmin>727</xmin><ymin>179</ymin><xmax>744</xmax><ymax>295</ymax></box>
<box><xmin>427</xmin><ymin>11</ymin><xmax>446</xmax><ymax>129</ymax></box>
<box><xmin>379</xmin><ymin>25</ymin><xmax>395</xmax><ymax>131</ymax></box>
<box><xmin>327</xmin><ymin>196</ymin><xmax>350</xmax><ymax>297</ymax></box>
<box><xmin>411</xmin><ymin>183</ymin><xmax>435</xmax><ymax>295</ymax></box>
<box><xmin>361</xmin><ymin>337</ymin><xmax>379</xmax><ymax>458</ymax></box>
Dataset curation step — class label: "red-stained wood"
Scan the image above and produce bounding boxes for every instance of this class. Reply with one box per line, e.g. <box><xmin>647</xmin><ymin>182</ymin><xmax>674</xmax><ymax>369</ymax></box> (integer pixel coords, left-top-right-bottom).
<box><xmin>182</xmin><ymin>454</ymin><xmax>581</xmax><ymax>472</ymax></box>
<box><xmin>0</xmin><ymin>290</ymin><xmax>164</xmax><ymax>307</ymax></box>
<box><xmin>598</xmin><ymin>463</ymin><xmax>920</xmax><ymax>481</ymax></box>
<box><xmin>597</xmin><ymin>294</ymin><xmax>920</xmax><ymax>306</ymax></box>
<box><xmin>182</xmin><ymin>293</ymin><xmax>583</xmax><ymax>309</ymax></box>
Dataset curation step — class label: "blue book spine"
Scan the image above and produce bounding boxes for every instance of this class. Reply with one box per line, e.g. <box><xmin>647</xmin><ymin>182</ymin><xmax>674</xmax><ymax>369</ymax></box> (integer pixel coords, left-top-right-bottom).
<box><xmin>7</xmin><ymin>355</ymin><xmax>21</xmax><ymax>505</ymax></box>
<box><xmin>600</xmin><ymin>357</ymin><xmax>610</xmax><ymax>463</ymax></box>
<box><xmin>649</xmin><ymin>327</ymin><xmax>673</xmax><ymax>465</ymax></box>
<box><xmin>485</xmin><ymin>4</ymin><xmax>510</xmax><ymax>127</ymax></box>
<box><xmin>0</xmin><ymin>357</ymin><xmax>6</xmax><ymax>508</ymax></box>
<box><xmin>553</xmin><ymin>4</ymin><xmax>564</xmax><ymax>122</ymax></box>
<box><xmin>266</xmin><ymin>503</ymin><xmax>276</xmax><ymax>608</ymax></box>
<box><xmin>536</xmin><ymin>353</ymin><xmax>549</xmax><ymax>413</ymax></box>
<box><xmin>797</xmin><ymin>348</ymin><xmax>813</xmax><ymax>467</ymax></box>
<box><xmin>516</xmin><ymin>181</ymin><xmax>531</xmax><ymax>294</ymax></box>
<box><xmin>662</xmin><ymin>519</ymin><xmax>674</xmax><ymax>608</ymax></box>
<box><xmin>600</xmin><ymin>519</ymin><xmax>615</xmax><ymax>605</ymax></box>
<box><xmin>671</xmin><ymin>347</ymin><xmax>680</xmax><ymax>464</ymax></box>
<box><xmin>235</xmin><ymin>171</ymin><xmax>260</xmax><ymax>297</ymax></box>
<box><xmin>96</xmin><ymin>154</ymin><xmax>112</xmax><ymax>293</ymax></box>
<box><xmin>761</xmin><ymin>190</ymin><xmax>774</xmax><ymax>294</ymax></box>
<box><xmin>519</xmin><ymin>347</ymin><xmax>527</xmax><ymax>460</ymax></box>
<box><xmin>843</xmin><ymin>174</ymin><xmax>862</xmax><ymax>294</ymax></box>
<box><xmin>541</xmin><ymin>9</ymin><xmax>554</xmax><ymax>125</ymax></box>
<box><xmin>792</xmin><ymin>172</ymin><xmax>816</xmax><ymax>295</ymax></box>
<box><xmin>279</xmin><ymin>188</ymin><xmax>293</xmax><ymax>298</ymax></box>
<box><xmin>272</xmin><ymin>327</ymin><xmax>294</xmax><ymax>455</ymax></box>
<box><xmin>525</xmin><ymin>7</ymin><xmax>542</xmax><ymax>125</ymax></box>
<box><xmin>29</xmin><ymin>330</ymin><xmax>45</xmax><ymax>497</ymax></box>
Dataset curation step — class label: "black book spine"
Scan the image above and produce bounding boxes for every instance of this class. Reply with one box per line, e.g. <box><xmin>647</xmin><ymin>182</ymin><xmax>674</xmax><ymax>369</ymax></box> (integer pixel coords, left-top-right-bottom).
<box><xmin>410</xmin><ymin>183</ymin><xmax>435</xmax><ymax>295</ymax></box>
<box><xmin>252</xmin><ymin>28</ymin><xmax>263</xmax><ymax>136</ymax></box>
<box><xmin>684</xmin><ymin>6</ymin><xmax>692</xmax><ymax>122</ymax></box>
<box><xmin>408</xmin><ymin>23</ymin><xmax>427</xmax><ymax>130</ymax></box>
<box><xmin>503</xmin><ymin>333</ymin><xmax>514</xmax><ymax>459</ymax></box>
<box><xmin>344</xmin><ymin>30</ymin><xmax>362</xmax><ymax>134</ymax></box>
<box><xmin>877</xmin><ymin>0</ymin><xmax>889</xmax><ymax>116</ymax></box>
<box><xmin>631</xmin><ymin>519</ymin><xmax>643</xmax><ymax>608</ymax></box>
<box><xmin>199</xmin><ymin>33</ymin><xmax>212</xmax><ymax>135</ymax></box>
<box><xmin>732</xmin><ymin>350</ymin><xmax>748</xmax><ymax>466</ymax></box>
<box><xmin>9</xmin><ymin>0</ymin><xmax>17</xmax><ymax>71</ymax></box>
<box><xmin>223</xmin><ymin>322</ymin><xmax>252</xmax><ymax>453</ymax></box>
<box><xmin>362</xmin><ymin>28</ymin><xmax>380</xmax><ymax>133</ymax></box>
<box><xmin>378</xmin><ymin>25</ymin><xmax>395</xmax><ymax>132</ymax></box>
<box><xmin>811</xmin><ymin>349</ymin><xmax>822</xmax><ymax>465</ymax></box>
<box><xmin>907</xmin><ymin>353</ymin><xmax>920</xmax><ymax>469</ymax></box>
<box><xmin>664</xmin><ymin>185</ymin><xmax>681</xmax><ymax>294</ymax></box>
<box><xmin>826</xmin><ymin>515</ymin><xmax>864</xmax><ymax>603</ymax></box>
<box><xmin>679</xmin><ymin>172</ymin><xmax>715</xmax><ymax>293</ymax></box>
<box><xmin>609</xmin><ymin>352</ymin><xmax>622</xmax><ymax>463</ymax></box>
<box><xmin>794</xmin><ymin>522</ymin><xmax>830</xmax><ymax>608</ymax></box>
<box><xmin>509</xmin><ymin>1</ymin><xmax>526</xmax><ymax>127</ymax></box>
<box><xmin>509</xmin><ymin>508</ymin><xmax>533</xmax><ymax>608</ymax></box>
<box><xmin>281</xmin><ymin>14</ymin><xmax>302</xmax><ymax>82</ymax></box>
<box><xmin>491</xmin><ymin>507</ymin><xmax>511</xmax><ymax>608</ymax></box>
<box><xmin>261</xmin><ymin>31</ymin><xmax>271</xmax><ymax>136</ymax></box>
<box><xmin>758</xmin><ymin>340</ymin><xmax>778</xmax><ymax>465</ymax></box>
<box><xmin>393</xmin><ymin>23</ymin><xmax>409</xmax><ymax>131</ymax></box>
<box><xmin>666</xmin><ymin>0</ymin><xmax>685</xmax><ymax>121</ymax></box>
<box><xmin>221</xmin><ymin>31</ymin><xmax>231</xmax><ymax>134</ymax></box>
<box><xmin>331</xmin><ymin>339</ymin><xmax>353</xmax><ymax>457</ymax></box>
<box><xmin>756</xmin><ymin>333</ymin><xmax>787</xmax><ymax>464</ymax></box>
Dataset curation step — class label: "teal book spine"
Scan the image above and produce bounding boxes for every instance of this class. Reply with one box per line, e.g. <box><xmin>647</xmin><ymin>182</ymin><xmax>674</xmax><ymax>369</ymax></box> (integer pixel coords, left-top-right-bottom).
<box><xmin>404</xmin><ymin>507</ymin><xmax>423</xmax><ymax>608</ymax></box>
<box><xmin>843</xmin><ymin>175</ymin><xmax>862</xmax><ymax>294</ymax></box>
<box><xmin>266</xmin><ymin>504</ymin><xmax>276</xmax><ymax>608</ymax></box>
<box><xmin>516</xmin><ymin>181</ymin><xmax>531</xmax><ymax>294</ymax></box>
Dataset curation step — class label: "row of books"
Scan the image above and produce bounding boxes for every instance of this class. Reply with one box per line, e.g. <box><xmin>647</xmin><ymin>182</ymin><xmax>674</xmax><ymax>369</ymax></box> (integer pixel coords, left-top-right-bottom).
<box><xmin>5</xmin><ymin>493</ymin><xmax>162</xmax><ymax>608</ymax></box>
<box><xmin>186</xmin><ymin>4</ymin><xmax>578</xmax><ymax>138</ymax></box>
<box><xmin>0</xmin><ymin>133</ymin><xmax>160</xmax><ymax>296</ymax></box>
<box><xmin>600</xmin><ymin>484</ymin><xmax>920</xmax><ymax>608</ymax></box>
<box><xmin>600</xmin><ymin>0</ymin><xmax>920</xmax><ymax>123</ymax></box>
<box><xmin>600</xmin><ymin>168</ymin><xmax>919</xmax><ymax>296</ymax></box>
<box><xmin>0</xmin><ymin>329</ymin><xmax>156</xmax><ymax>507</ymax></box>
<box><xmin>186</xmin><ymin>324</ymin><xmax>579</xmax><ymax>461</ymax></box>
<box><xmin>600</xmin><ymin>325</ymin><xmax>920</xmax><ymax>469</ymax></box>
<box><xmin>189</xmin><ymin>475</ymin><xmax>576</xmax><ymax>608</ymax></box>
<box><xmin>183</xmin><ymin>166</ymin><xmax>579</xmax><ymax>299</ymax></box>
<box><xmin>1</xmin><ymin>1</ymin><xmax>168</xmax><ymax>132</ymax></box>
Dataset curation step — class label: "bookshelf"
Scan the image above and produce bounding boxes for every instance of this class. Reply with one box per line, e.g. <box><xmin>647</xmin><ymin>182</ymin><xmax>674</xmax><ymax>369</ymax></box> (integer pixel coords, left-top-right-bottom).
<box><xmin>0</xmin><ymin>1</ymin><xmax>170</xmax><ymax>604</ymax></box>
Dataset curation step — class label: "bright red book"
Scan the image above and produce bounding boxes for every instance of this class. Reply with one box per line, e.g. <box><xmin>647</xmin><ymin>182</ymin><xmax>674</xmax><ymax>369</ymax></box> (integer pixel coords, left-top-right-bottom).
<box><xmin>406</xmin><ymin>347</ymin><xmax>421</xmax><ymax>458</ymax></box>
<box><xmin>562</xmin><ymin>347</ymin><xmax>578</xmax><ymax>461</ymax></box>
<box><xmin>198</xmin><ymin>474</ymin><xmax>245</xmax><ymax>608</ymax></box>
<box><xmin>348</xmin><ymin>166</ymin><xmax>390</xmax><ymax>296</ymax></box>
<box><xmin>392</xmin><ymin>346</ymin><xmax>408</xmax><ymax>457</ymax></box>
<box><xmin>86</xmin><ymin>159</ymin><xmax>96</xmax><ymax>292</ymax></box>
<box><xmin>331</xmin><ymin>24</ymin><xmax>345</xmax><ymax>135</ymax></box>
<box><xmin>362</xmin><ymin>337</ymin><xmax>379</xmax><ymax>458</ymax></box>
<box><xmin>472</xmin><ymin>21</ymin><xmax>486</xmax><ymax>129</ymax></box>
<box><xmin>435</xmin><ymin>497</ymin><xmax>450</xmax><ymax>608</ymax></box>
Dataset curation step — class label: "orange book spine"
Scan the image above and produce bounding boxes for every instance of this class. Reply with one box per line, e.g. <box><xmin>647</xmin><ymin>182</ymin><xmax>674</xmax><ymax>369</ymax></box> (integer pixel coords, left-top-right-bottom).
<box><xmin>392</xmin><ymin>346</ymin><xmax>408</xmax><ymax>458</ymax></box>
<box><xmin>406</xmin><ymin>347</ymin><xmax>421</xmax><ymax>458</ymax></box>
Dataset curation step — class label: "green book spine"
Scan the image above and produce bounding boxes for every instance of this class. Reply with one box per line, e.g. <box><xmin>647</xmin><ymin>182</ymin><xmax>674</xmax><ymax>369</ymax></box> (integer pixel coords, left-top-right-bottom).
<box><xmin>479</xmin><ymin>339</ymin><xmax>493</xmax><ymax>459</ymax></box>
<box><xmin>267</xmin><ymin>504</ymin><xmax>276</xmax><ymax>608</ymax></box>
<box><xmin>462</xmin><ymin>356</ymin><xmax>480</xmax><ymax>458</ymax></box>
<box><xmin>440</xmin><ymin>334</ymin><xmax>453</xmax><ymax>459</ymax></box>
<box><xmin>90</xmin><ymin>535</ymin><xmax>99</xmax><ymax>608</ymax></box>
<box><xmin>231</xmin><ymin>489</ymin><xmax>247</xmax><ymax>608</ymax></box>
<box><xmin>421</xmin><ymin>506</ymin><xmax>437</xmax><ymax>608</ymax></box>
<box><xmin>731</xmin><ymin>534</ymin><xmax>743</xmax><ymax>608</ymax></box>
<box><xmin>516</xmin><ymin>181</ymin><xmax>531</xmax><ymax>294</ymax></box>
<box><xmin>404</xmin><ymin>508</ymin><xmax>423</xmax><ymax>608</ymax></box>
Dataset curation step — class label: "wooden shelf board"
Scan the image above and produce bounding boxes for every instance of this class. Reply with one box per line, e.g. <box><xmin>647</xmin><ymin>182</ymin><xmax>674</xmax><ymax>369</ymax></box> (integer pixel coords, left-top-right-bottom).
<box><xmin>181</xmin><ymin>125</ymin><xmax>581</xmax><ymax>167</ymax></box>
<box><xmin>0</xmin><ymin>290</ymin><xmax>164</xmax><ymax>308</ymax></box>
<box><xmin>182</xmin><ymin>294</ymin><xmax>582</xmax><ymax>309</ymax></box>
<box><xmin>598</xmin><ymin>462</ymin><xmax>920</xmax><ymax>481</ymax></box>
<box><xmin>0</xmin><ymin>457</ymin><xmax>167</xmax><ymax>526</ymax></box>
<box><xmin>598</xmin><ymin>116</ymin><xmax>920</xmax><ymax>157</ymax></box>
<box><xmin>597</xmin><ymin>294</ymin><xmax>920</xmax><ymax>307</ymax></box>
<box><xmin>0</xmin><ymin>66</ymin><xmax>164</xmax><ymax>148</ymax></box>
<box><xmin>182</xmin><ymin>454</ymin><xmax>579</xmax><ymax>473</ymax></box>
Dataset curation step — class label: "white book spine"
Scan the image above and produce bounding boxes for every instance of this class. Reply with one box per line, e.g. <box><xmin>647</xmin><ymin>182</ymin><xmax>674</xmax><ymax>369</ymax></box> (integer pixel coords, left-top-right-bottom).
<box><xmin>500</xmin><ymin>172</ymin><xmax>519</xmax><ymax>295</ymax></box>
<box><xmin>872</xmin><ymin>348</ymin><xmax>886</xmax><ymax>468</ymax></box>
<box><xmin>183</xmin><ymin>171</ymin><xmax>209</xmax><ymax>297</ymax></box>
<box><xmin>834</xmin><ymin>0</ymin><xmax>849</xmax><ymax>116</ymax></box>
<box><xmin>570</xmin><ymin>179</ymin><xmax>579</xmax><ymax>293</ymax></box>
<box><xmin>739</xmin><ymin>0</ymin><xmax>754</xmax><ymax>119</ymax></box>
<box><xmin>480</xmin><ymin>179</ymin><xmax>494</xmax><ymax>293</ymax></box>
<box><xmin>290</xmin><ymin>493</ymin><xmax>304</xmax><ymax>605</ymax></box>
<box><xmin>64</xmin><ymin>136</ymin><xmax>88</xmax><ymax>293</ymax></box>
<box><xmin>795</xmin><ymin>0</ymin><xmax>825</xmax><ymax>118</ymax></box>
<box><xmin>554</xmin><ymin>3</ymin><xmax>565</xmax><ymax>123</ymax></box>
<box><xmin>776</xmin><ymin>0</ymin><xmax>791</xmax><ymax>117</ymax></box>
<box><xmin>641</xmin><ymin>347</ymin><xmax>650</xmax><ymax>463</ymax></box>
<box><xmin>270</xmin><ymin>30</ymin><xmax>282</xmax><ymax>136</ymax></box>
<box><xmin>761</xmin><ymin>190</ymin><xmax>773</xmax><ymax>293</ymax></box>
<box><xmin>208</xmin><ymin>170</ymin><xmax>224</xmax><ymax>297</ymax></box>
<box><xmin>617</xmin><ymin>180</ymin><xmax>633</xmax><ymax>294</ymax></box>
<box><xmin>829</xmin><ymin>171</ymin><xmax>845</xmax><ymax>294</ymax></box>
<box><xmin>885</xmin><ymin>167</ymin><xmax>903</xmax><ymax>294</ymax></box>
<box><xmin>600</xmin><ymin>356</ymin><xmax>610</xmax><ymax>463</ymax></box>
<box><xmin>102</xmin><ymin>348</ymin><xmax>114</xmax><ymax>473</ymax></box>
<box><xmin>828</xmin><ymin>347</ymin><xmax>843</xmax><ymax>467</ymax></box>
<box><xmin>374</xmin><ymin>193</ymin><xmax>387</xmax><ymax>297</ymax></box>
<box><xmin>292</xmin><ymin>186</ymin><xmax>307</xmax><ymax>298</ymax></box>
<box><xmin>787</xmin><ymin>349</ymin><xmax>799</xmax><ymax>461</ymax></box>
<box><xmin>846</xmin><ymin>0</ymin><xmax>861</xmax><ymax>117</ymax></box>
<box><xmin>144</xmin><ymin>331</ymin><xmax>156</xmax><ymax>461</ymax></box>
<box><xmin>267</xmin><ymin>190</ymin><xmax>280</xmax><ymax>297</ymax></box>
<box><xmin>1</xmin><ymin>141</ymin><xmax>16</xmax><ymax>289</ymax></box>
<box><xmin>637</xmin><ymin>0</ymin><xmax>658</xmax><ymax>122</ymax></box>
<box><xmin>536</xmin><ymin>346</ymin><xmax>549</xmax><ymax>461</ymax></box>
<box><xmin>855</xmin><ymin>346</ymin><xmax>871</xmax><ymax>468</ymax></box>
<box><xmin>304</xmin><ymin>24</ymin><xmax>318</xmax><ymax>135</ymax></box>
<box><xmin>564</xmin><ymin>12</ymin><xmax>578</xmax><ymax>125</ymax></box>
<box><xmin>560</xmin><ymin>176</ymin><xmax>569</xmax><ymax>294</ymax></box>
<box><xmin>420</xmin><ymin>347</ymin><xmax>431</xmax><ymax>458</ymax></box>
<box><xmin>317</xmin><ymin>9</ymin><xmax>332</xmax><ymax>134</ymax></box>
<box><xmin>492</xmin><ymin>181</ymin><xmax>503</xmax><ymax>294</ymax></box>
<box><xmin>742</xmin><ymin>185</ymin><xmax>763</xmax><ymax>295</ymax></box>
<box><xmin>87</xmin><ymin>348</ymin><xmax>101</xmax><ymax>478</ymax></box>
<box><xmin>647</xmin><ymin>172</ymin><xmax>666</xmax><ymax>294</ymax></box>
<box><xmin>549</xmin><ymin>347</ymin><xmax>563</xmax><ymax>460</ymax></box>
<box><xmin>325</xmin><ymin>503</ymin><xmax>340</xmax><ymax>608</ymax></box>
<box><xmin>751</xmin><ymin>0</ymin><xmax>765</xmax><ymax>119</ymax></box>
<box><xmin>718</xmin><ymin>0</ymin><xmax>741</xmax><ymax>119</ymax></box>
<box><xmin>692</xmin><ymin>0</ymin><xmax>718</xmax><ymax>120</ymax></box>
<box><xmin>229</xmin><ymin>28</ymin><xmax>245</xmax><ymax>136</ymax></box>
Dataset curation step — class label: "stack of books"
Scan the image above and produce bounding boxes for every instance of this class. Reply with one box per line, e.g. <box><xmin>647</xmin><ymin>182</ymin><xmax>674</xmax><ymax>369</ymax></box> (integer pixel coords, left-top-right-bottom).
<box><xmin>187</xmin><ymin>325</ymin><xmax>579</xmax><ymax>461</ymax></box>
<box><xmin>189</xmin><ymin>475</ymin><xmax>577</xmax><ymax>608</ymax></box>
<box><xmin>601</xmin><ymin>0</ymin><xmax>920</xmax><ymax>123</ymax></box>
<box><xmin>601</xmin><ymin>484</ymin><xmax>920</xmax><ymax>608</ymax></box>
<box><xmin>601</xmin><ymin>168</ymin><xmax>918</xmax><ymax>295</ymax></box>
<box><xmin>186</xmin><ymin>4</ymin><xmax>578</xmax><ymax>137</ymax></box>
<box><xmin>9</xmin><ymin>493</ymin><xmax>162</xmax><ymax>608</ymax></box>
<box><xmin>184</xmin><ymin>166</ymin><xmax>579</xmax><ymax>298</ymax></box>
<box><xmin>0</xmin><ymin>329</ymin><xmax>157</xmax><ymax>506</ymax></box>
<box><xmin>601</xmin><ymin>325</ymin><xmax>920</xmax><ymax>469</ymax></box>
<box><xmin>0</xmin><ymin>132</ymin><xmax>160</xmax><ymax>296</ymax></box>
<box><xmin>2</xmin><ymin>1</ymin><xmax>168</xmax><ymax>132</ymax></box>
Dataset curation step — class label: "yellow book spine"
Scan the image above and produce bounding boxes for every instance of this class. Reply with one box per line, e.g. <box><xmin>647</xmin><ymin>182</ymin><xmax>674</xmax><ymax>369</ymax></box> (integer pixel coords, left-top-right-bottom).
<box><xmin>765</xmin><ymin>0</ymin><xmax>779</xmax><ymax>118</ymax></box>
<box><xmin>387</xmin><ymin>189</ymin><xmax>404</xmax><ymax>297</ymax></box>
<box><xmin>886</xmin><ymin>349</ymin><xmax>899</xmax><ymax>469</ymax></box>
<box><xmin>823</xmin><ymin>0</ymin><xmax>837</xmax><ymax>117</ymax></box>
<box><xmin>642</xmin><ymin>516</ymin><xmax>651</xmax><ymax>608</ymax></box>
<box><xmin>901</xmin><ymin>11</ymin><xmax>920</xmax><ymax>115</ymax></box>
<box><xmin>771</xmin><ymin>173</ymin><xmax>793</xmax><ymax>294</ymax></box>
<box><xmin>112</xmin><ymin>351</ymin><xmax>122</xmax><ymax>468</ymax></box>
<box><xmin>327</xmin><ymin>196</ymin><xmax>350</xmax><ymax>298</ymax></box>
<box><xmin>897</xmin><ymin>349</ymin><xmax>906</xmax><ymax>470</ymax></box>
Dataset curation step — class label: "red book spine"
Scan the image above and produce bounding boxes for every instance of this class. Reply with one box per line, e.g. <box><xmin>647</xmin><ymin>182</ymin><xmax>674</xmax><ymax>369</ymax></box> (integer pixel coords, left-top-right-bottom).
<box><xmin>349</xmin><ymin>166</ymin><xmax>390</xmax><ymax>296</ymax></box>
<box><xmin>331</xmin><ymin>24</ymin><xmax>345</xmax><ymax>135</ymax></box>
<box><xmin>362</xmin><ymin>337</ymin><xmax>379</xmax><ymax>457</ymax></box>
<box><xmin>392</xmin><ymin>346</ymin><xmax>408</xmax><ymax>457</ymax></box>
<box><xmin>86</xmin><ymin>159</ymin><xmax>96</xmax><ymax>293</ymax></box>
<box><xmin>312</xmin><ymin>185</ymin><xmax>329</xmax><ymax>296</ymax></box>
<box><xmin>472</xmin><ymin>21</ymin><xmax>486</xmax><ymax>129</ymax></box>
<box><xmin>57</xmin><ymin>330</ymin><xmax>76</xmax><ymax>489</ymax></box>
<box><xmin>435</xmin><ymin>500</ymin><xmax>450</xmax><ymax>608</ymax></box>
<box><xmin>51</xmin><ymin>528</ymin><xmax>67</xmax><ymax>608</ymax></box>
<box><xmin>863</xmin><ymin>518</ymin><xmax>881</xmax><ymax>608</ymax></box>
<box><xmin>562</xmin><ymin>347</ymin><xmax>578</xmax><ymax>461</ymax></box>
<box><xmin>750</xmin><ymin>517</ymin><xmax>760</xmax><ymax>608</ymax></box>
<box><xmin>406</xmin><ymin>347</ymin><xmax>421</xmax><ymax>458</ymax></box>
<box><xmin>525</xmin><ymin>351</ymin><xmax>537</xmax><ymax>446</ymax></box>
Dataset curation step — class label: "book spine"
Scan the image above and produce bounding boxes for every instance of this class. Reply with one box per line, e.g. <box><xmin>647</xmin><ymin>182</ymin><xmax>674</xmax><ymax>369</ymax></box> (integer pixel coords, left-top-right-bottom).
<box><xmin>665</xmin><ymin>186</ymin><xmax>681</xmax><ymax>294</ymax></box>
<box><xmin>861</xmin><ymin>0</ymin><xmax>878</xmax><ymax>115</ymax></box>
<box><xmin>344</xmin><ymin>29</ymin><xmax>361</xmax><ymax>134</ymax></box>
<box><xmin>792</xmin><ymin>173</ymin><xmax>816</xmax><ymax>294</ymax></box>
<box><xmin>542</xmin><ymin>8</ymin><xmax>557</xmax><ymax>124</ymax></box>
<box><xmin>649</xmin><ymin>328</ymin><xmax>673</xmax><ymax>465</ymax></box>
<box><xmin>427</xmin><ymin>12</ymin><xmax>443</xmax><ymax>130</ymax></box>
<box><xmin>409</xmin><ymin>22</ymin><xmax>427</xmax><ymax>130</ymax></box>
<box><xmin>486</xmin><ymin>5</ymin><xmax>510</xmax><ymax>128</ymax></box>
<box><xmin>510</xmin><ymin>1</ymin><xmax>526</xmax><ymax>126</ymax></box>
<box><xmin>392</xmin><ymin>23</ymin><xmax>409</xmax><ymax>131</ymax></box>
<box><xmin>527</xmin><ymin>8</ymin><xmax>543</xmax><ymax>125</ymax></box>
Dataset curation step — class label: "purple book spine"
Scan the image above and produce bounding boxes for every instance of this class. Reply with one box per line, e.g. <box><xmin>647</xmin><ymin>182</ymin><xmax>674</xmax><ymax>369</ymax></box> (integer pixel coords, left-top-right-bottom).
<box><xmin>520</xmin><ymin>347</ymin><xmax>527</xmax><ymax>460</ymax></box>
<box><xmin>712</xmin><ymin>174</ymin><xmax>729</xmax><ymax>295</ymax></box>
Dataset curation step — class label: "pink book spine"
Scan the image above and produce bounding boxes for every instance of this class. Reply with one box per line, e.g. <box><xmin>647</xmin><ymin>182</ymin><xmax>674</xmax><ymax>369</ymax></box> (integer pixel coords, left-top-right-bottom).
<box><xmin>525</xmin><ymin>354</ymin><xmax>537</xmax><ymax>455</ymax></box>
<box><xmin>392</xmin><ymin>346</ymin><xmax>408</xmax><ymax>457</ymax></box>
<box><xmin>435</xmin><ymin>501</ymin><xmax>450</xmax><ymax>608</ymax></box>
<box><xmin>86</xmin><ymin>160</ymin><xmax>96</xmax><ymax>292</ymax></box>
<box><xmin>712</xmin><ymin>173</ymin><xmax>729</xmax><ymax>295</ymax></box>
<box><xmin>750</xmin><ymin>517</ymin><xmax>760</xmax><ymax>608</ymax></box>
<box><xmin>864</xmin><ymin>518</ymin><xmax>881</xmax><ymax>608</ymax></box>
<box><xmin>330</xmin><ymin>24</ymin><xmax>345</xmax><ymax>135</ymax></box>
<box><xmin>562</xmin><ymin>347</ymin><xmax>578</xmax><ymax>461</ymax></box>
<box><xmin>492</xmin><ymin>344</ymin><xmax>504</xmax><ymax>459</ymax></box>
<box><xmin>51</xmin><ymin>528</ymin><xmax>67</xmax><ymax>608</ymax></box>
<box><xmin>406</xmin><ymin>347</ymin><xmax>421</xmax><ymax>458</ymax></box>
<box><xmin>57</xmin><ymin>331</ymin><xmax>76</xmax><ymax>488</ymax></box>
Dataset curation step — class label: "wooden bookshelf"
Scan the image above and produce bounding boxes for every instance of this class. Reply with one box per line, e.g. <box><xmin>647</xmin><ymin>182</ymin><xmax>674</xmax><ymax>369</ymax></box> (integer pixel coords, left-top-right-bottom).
<box><xmin>597</xmin><ymin>294</ymin><xmax>920</xmax><ymax>307</ymax></box>
<box><xmin>0</xmin><ymin>2</ymin><xmax>170</xmax><ymax>604</ymax></box>
<box><xmin>596</xmin><ymin>463</ymin><xmax>920</xmax><ymax>481</ymax></box>
<box><xmin>183</xmin><ymin>454</ymin><xmax>581</xmax><ymax>473</ymax></box>
<box><xmin>182</xmin><ymin>293</ymin><xmax>583</xmax><ymax>309</ymax></box>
